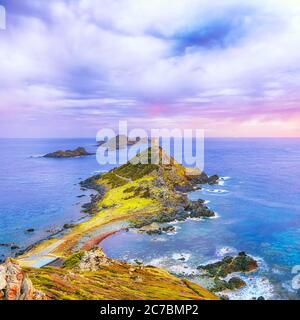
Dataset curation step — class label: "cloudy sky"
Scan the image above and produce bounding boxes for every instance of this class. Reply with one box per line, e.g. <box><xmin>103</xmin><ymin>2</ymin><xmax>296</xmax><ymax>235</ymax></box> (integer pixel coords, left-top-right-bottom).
<box><xmin>0</xmin><ymin>0</ymin><xmax>300</xmax><ymax>138</ymax></box>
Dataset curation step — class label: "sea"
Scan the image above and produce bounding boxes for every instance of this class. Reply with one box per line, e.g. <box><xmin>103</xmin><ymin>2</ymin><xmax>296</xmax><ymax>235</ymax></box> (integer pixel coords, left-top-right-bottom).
<box><xmin>0</xmin><ymin>138</ymin><xmax>300</xmax><ymax>299</ymax></box>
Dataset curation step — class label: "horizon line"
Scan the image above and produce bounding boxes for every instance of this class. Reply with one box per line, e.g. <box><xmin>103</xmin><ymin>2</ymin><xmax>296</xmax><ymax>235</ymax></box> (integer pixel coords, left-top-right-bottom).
<box><xmin>1</xmin><ymin>136</ymin><xmax>300</xmax><ymax>140</ymax></box>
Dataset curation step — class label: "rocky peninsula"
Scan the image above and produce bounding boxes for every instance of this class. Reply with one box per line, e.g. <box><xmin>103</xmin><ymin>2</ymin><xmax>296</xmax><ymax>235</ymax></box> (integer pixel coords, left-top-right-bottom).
<box><xmin>0</xmin><ymin>146</ymin><xmax>257</xmax><ymax>300</ymax></box>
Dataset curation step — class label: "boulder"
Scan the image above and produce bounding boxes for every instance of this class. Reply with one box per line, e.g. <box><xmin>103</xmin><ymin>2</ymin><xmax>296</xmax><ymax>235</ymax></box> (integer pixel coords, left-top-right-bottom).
<box><xmin>185</xmin><ymin>169</ymin><xmax>209</xmax><ymax>184</ymax></box>
<box><xmin>0</xmin><ymin>259</ymin><xmax>46</xmax><ymax>300</ymax></box>
<box><xmin>139</xmin><ymin>223</ymin><xmax>176</xmax><ymax>235</ymax></box>
<box><xmin>207</xmin><ymin>175</ymin><xmax>220</xmax><ymax>185</ymax></box>
<box><xmin>228</xmin><ymin>277</ymin><xmax>246</xmax><ymax>290</ymax></box>
<box><xmin>63</xmin><ymin>223</ymin><xmax>75</xmax><ymax>229</ymax></box>
<box><xmin>186</xmin><ymin>200</ymin><xmax>215</xmax><ymax>218</ymax></box>
<box><xmin>210</xmin><ymin>276</ymin><xmax>246</xmax><ymax>292</ymax></box>
<box><xmin>78</xmin><ymin>248</ymin><xmax>112</xmax><ymax>271</ymax></box>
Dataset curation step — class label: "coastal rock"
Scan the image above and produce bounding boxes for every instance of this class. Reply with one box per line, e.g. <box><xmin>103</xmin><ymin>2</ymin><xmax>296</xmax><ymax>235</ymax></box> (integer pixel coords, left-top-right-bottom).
<box><xmin>138</xmin><ymin>223</ymin><xmax>162</xmax><ymax>235</ymax></box>
<box><xmin>228</xmin><ymin>277</ymin><xmax>247</xmax><ymax>290</ymax></box>
<box><xmin>210</xmin><ymin>276</ymin><xmax>246</xmax><ymax>292</ymax></box>
<box><xmin>198</xmin><ymin>252</ymin><xmax>258</xmax><ymax>278</ymax></box>
<box><xmin>207</xmin><ymin>175</ymin><xmax>220</xmax><ymax>185</ymax></box>
<box><xmin>78</xmin><ymin>248</ymin><xmax>112</xmax><ymax>271</ymax></box>
<box><xmin>186</xmin><ymin>169</ymin><xmax>209</xmax><ymax>184</ymax></box>
<box><xmin>185</xmin><ymin>200</ymin><xmax>215</xmax><ymax>218</ymax></box>
<box><xmin>0</xmin><ymin>259</ymin><xmax>46</xmax><ymax>300</ymax></box>
<box><xmin>138</xmin><ymin>223</ymin><xmax>176</xmax><ymax>235</ymax></box>
<box><xmin>62</xmin><ymin>248</ymin><xmax>113</xmax><ymax>272</ymax></box>
<box><xmin>63</xmin><ymin>223</ymin><xmax>75</xmax><ymax>229</ymax></box>
<box><xmin>44</xmin><ymin>147</ymin><xmax>93</xmax><ymax>158</ymax></box>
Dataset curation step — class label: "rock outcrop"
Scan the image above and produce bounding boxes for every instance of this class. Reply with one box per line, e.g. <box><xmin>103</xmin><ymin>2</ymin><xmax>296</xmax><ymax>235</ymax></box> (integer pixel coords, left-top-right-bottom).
<box><xmin>210</xmin><ymin>276</ymin><xmax>246</xmax><ymax>292</ymax></box>
<box><xmin>0</xmin><ymin>259</ymin><xmax>46</xmax><ymax>300</ymax></box>
<box><xmin>44</xmin><ymin>147</ymin><xmax>93</xmax><ymax>158</ymax></box>
<box><xmin>185</xmin><ymin>200</ymin><xmax>215</xmax><ymax>218</ymax></box>
<box><xmin>138</xmin><ymin>223</ymin><xmax>176</xmax><ymax>235</ymax></box>
<box><xmin>78</xmin><ymin>248</ymin><xmax>112</xmax><ymax>271</ymax></box>
<box><xmin>207</xmin><ymin>175</ymin><xmax>220</xmax><ymax>185</ymax></box>
<box><xmin>197</xmin><ymin>252</ymin><xmax>257</xmax><ymax>293</ymax></box>
<box><xmin>198</xmin><ymin>252</ymin><xmax>258</xmax><ymax>278</ymax></box>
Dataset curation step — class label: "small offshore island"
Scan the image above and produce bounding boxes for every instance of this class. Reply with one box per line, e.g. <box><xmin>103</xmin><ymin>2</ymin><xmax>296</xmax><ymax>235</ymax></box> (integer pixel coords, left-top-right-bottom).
<box><xmin>0</xmin><ymin>146</ymin><xmax>258</xmax><ymax>300</ymax></box>
<box><xmin>44</xmin><ymin>147</ymin><xmax>94</xmax><ymax>158</ymax></box>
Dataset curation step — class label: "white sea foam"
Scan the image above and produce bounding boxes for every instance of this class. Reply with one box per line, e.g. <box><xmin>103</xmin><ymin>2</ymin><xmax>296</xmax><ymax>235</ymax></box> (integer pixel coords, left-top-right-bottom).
<box><xmin>151</xmin><ymin>237</ymin><xmax>167</xmax><ymax>242</ymax></box>
<box><xmin>91</xmin><ymin>169</ymin><xmax>107</xmax><ymax>174</ymax></box>
<box><xmin>220</xmin><ymin>176</ymin><xmax>231</xmax><ymax>181</ymax></box>
<box><xmin>166</xmin><ymin>226</ymin><xmax>180</xmax><ymax>236</ymax></box>
<box><xmin>207</xmin><ymin>189</ymin><xmax>228</xmax><ymax>194</ymax></box>
<box><xmin>216</xmin><ymin>246</ymin><xmax>237</xmax><ymax>257</ymax></box>
<box><xmin>188</xmin><ymin>217</ymin><xmax>204</xmax><ymax>222</ymax></box>
<box><xmin>168</xmin><ymin>264</ymin><xmax>198</xmax><ymax>276</ymax></box>
<box><xmin>210</xmin><ymin>212</ymin><xmax>220</xmax><ymax>219</ymax></box>
<box><xmin>187</xmin><ymin>211</ymin><xmax>220</xmax><ymax>221</ymax></box>
<box><xmin>172</xmin><ymin>252</ymin><xmax>191</xmax><ymax>262</ymax></box>
<box><xmin>225</xmin><ymin>275</ymin><xmax>275</xmax><ymax>300</ymax></box>
<box><xmin>30</xmin><ymin>154</ymin><xmax>44</xmax><ymax>158</ymax></box>
<box><xmin>168</xmin><ymin>219</ymin><xmax>185</xmax><ymax>225</ymax></box>
<box><xmin>271</xmin><ymin>267</ymin><xmax>284</xmax><ymax>275</ymax></box>
<box><xmin>147</xmin><ymin>257</ymin><xmax>166</xmax><ymax>267</ymax></box>
<box><xmin>147</xmin><ymin>253</ymin><xmax>197</xmax><ymax>276</ymax></box>
<box><xmin>252</xmin><ymin>255</ymin><xmax>270</xmax><ymax>273</ymax></box>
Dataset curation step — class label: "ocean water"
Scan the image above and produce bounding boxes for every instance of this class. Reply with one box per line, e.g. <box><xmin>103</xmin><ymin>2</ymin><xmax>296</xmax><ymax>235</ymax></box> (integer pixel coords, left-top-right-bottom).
<box><xmin>0</xmin><ymin>138</ymin><xmax>300</xmax><ymax>299</ymax></box>
<box><xmin>101</xmin><ymin>138</ymin><xmax>300</xmax><ymax>300</ymax></box>
<box><xmin>0</xmin><ymin>138</ymin><xmax>105</xmax><ymax>259</ymax></box>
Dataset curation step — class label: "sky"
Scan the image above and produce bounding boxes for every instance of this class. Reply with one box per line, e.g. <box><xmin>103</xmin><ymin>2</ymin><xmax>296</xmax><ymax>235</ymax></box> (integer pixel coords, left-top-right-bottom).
<box><xmin>0</xmin><ymin>0</ymin><xmax>300</xmax><ymax>138</ymax></box>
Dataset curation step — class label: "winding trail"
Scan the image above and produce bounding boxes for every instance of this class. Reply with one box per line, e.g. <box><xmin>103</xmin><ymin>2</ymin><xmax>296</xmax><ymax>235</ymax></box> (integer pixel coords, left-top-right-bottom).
<box><xmin>18</xmin><ymin>240</ymin><xmax>64</xmax><ymax>268</ymax></box>
<box><xmin>17</xmin><ymin>220</ymin><xmax>129</xmax><ymax>268</ymax></box>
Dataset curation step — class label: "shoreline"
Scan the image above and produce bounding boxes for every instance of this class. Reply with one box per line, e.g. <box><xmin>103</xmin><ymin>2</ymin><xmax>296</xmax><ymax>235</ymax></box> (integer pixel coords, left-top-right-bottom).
<box><xmin>14</xmin><ymin>148</ymin><xmax>216</xmax><ymax>267</ymax></box>
<box><xmin>1</xmin><ymin>146</ymin><xmax>265</xmax><ymax>300</ymax></box>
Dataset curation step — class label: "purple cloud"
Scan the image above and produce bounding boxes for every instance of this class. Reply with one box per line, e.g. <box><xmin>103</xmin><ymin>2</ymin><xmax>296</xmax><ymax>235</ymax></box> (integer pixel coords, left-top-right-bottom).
<box><xmin>0</xmin><ymin>0</ymin><xmax>300</xmax><ymax>137</ymax></box>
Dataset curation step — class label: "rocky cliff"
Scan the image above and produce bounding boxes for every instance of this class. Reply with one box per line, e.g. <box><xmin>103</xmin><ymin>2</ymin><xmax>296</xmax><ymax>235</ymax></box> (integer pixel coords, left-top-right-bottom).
<box><xmin>0</xmin><ymin>259</ymin><xmax>46</xmax><ymax>300</ymax></box>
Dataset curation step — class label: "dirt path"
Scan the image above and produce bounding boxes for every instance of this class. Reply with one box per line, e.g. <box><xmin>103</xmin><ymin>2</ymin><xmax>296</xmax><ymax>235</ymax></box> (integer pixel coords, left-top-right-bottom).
<box><xmin>17</xmin><ymin>240</ymin><xmax>65</xmax><ymax>268</ymax></box>
<box><xmin>17</xmin><ymin>220</ymin><xmax>129</xmax><ymax>268</ymax></box>
<box><xmin>115</xmin><ymin>173</ymin><xmax>132</xmax><ymax>182</ymax></box>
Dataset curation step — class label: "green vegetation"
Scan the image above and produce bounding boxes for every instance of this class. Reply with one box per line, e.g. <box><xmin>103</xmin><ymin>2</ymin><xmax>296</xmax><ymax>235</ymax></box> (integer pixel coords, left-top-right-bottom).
<box><xmin>27</xmin><ymin>262</ymin><xmax>218</xmax><ymax>300</ymax></box>
<box><xmin>63</xmin><ymin>251</ymin><xmax>84</xmax><ymax>269</ymax></box>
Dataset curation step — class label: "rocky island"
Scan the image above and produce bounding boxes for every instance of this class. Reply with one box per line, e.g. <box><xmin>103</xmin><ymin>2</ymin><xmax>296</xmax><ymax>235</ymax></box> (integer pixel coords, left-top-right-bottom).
<box><xmin>44</xmin><ymin>147</ymin><xmax>94</xmax><ymax>158</ymax></box>
<box><xmin>0</xmin><ymin>146</ymin><xmax>257</xmax><ymax>300</ymax></box>
<box><xmin>198</xmin><ymin>251</ymin><xmax>258</xmax><ymax>293</ymax></box>
<box><xmin>97</xmin><ymin>134</ymin><xmax>151</xmax><ymax>150</ymax></box>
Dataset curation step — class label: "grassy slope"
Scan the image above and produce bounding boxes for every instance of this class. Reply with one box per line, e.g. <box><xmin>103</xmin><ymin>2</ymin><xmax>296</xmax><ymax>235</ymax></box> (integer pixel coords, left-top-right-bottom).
<box><xmin>27</xmin><ymin>263</ymin><xmax>218</xmax><ymax>300</ymax></box>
